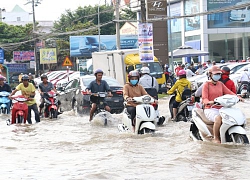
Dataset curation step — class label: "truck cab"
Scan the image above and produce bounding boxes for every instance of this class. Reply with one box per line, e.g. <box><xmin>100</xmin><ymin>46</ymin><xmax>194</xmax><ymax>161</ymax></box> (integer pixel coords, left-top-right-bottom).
<box><xmin>125</xmin><ymin>53</ymin><xmax>166</xmax><ymax>93</ymax></box>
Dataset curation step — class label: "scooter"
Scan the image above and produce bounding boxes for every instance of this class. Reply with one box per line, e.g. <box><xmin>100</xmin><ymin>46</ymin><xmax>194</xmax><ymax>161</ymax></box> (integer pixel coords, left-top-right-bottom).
<box><xmin>190</xmin><ymin>95</ymin><xmax>249</xmax><ymax>144</ymax></box>
<box><xmin>7</xmin><ymin>95</ymin><xmax>29</xmax><ymax>125</ymax></box>
<box><xmin>118</xmin><ymin>95</ymin><xmax>157</xmax><ymax>134</ymax></box>
<box><xmin>0</xmin><ymin>91</ymin><xmax>11</xmax><ymax>114</ymax></box>
<box><xmin>43</xmin><ymin>90</ymin><xmax>59</xmax><ymax>119</ymax></box>
<box><xmin>90</xmin><ymin>92</ymin><xmax>109</xmax><ymax>126</ymax></box>
<box><xmin>238</xmin><ymin>82</ymin><xmax>249</xmax><ymax>98</ymax></box>
<box><xmin>169</xmin><ymin>94</ymin><xmax>194</xmax><ymax>122</ymax></box>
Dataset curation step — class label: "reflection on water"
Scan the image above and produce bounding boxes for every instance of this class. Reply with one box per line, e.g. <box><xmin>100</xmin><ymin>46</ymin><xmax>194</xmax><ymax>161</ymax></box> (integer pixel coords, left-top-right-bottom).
<box><xmin>0</xmin><ymin>99</ymin><xmax>249</xmax><ymax>179</ymax></box>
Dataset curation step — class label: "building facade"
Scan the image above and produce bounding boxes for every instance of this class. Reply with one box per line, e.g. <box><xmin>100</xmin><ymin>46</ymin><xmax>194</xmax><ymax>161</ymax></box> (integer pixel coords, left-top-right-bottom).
<box><xmin>168</xmin><ymin>0</ymin><xmax>250</xmax><ymax>63</ymax></box>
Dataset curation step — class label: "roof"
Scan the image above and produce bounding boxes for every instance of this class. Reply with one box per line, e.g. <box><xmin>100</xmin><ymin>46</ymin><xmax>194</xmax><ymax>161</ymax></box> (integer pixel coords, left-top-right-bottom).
<box><xmin>11</xmin><ymin>5</ymin><xmax>27</xmax><ymax>13</ymax></box>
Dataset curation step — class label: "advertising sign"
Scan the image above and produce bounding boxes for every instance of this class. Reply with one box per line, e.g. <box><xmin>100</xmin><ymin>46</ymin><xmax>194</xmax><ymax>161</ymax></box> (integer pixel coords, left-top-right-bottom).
<box><xmin>184</xmin><ymin>0</ymin><xmax>200</xmax><ymax>31</ymax></box>
<box><xmin>70</xmin><ymin>35</ymin><xmax>138</xmax><ymax>57</ymax></box>
<box><xmin>167</xmin><ymin>2</ymin><xmax>182</xmax><ymax>33</ymax></box>
<box><xmin>13</xmin><ymin>51</ymin><xmax>34</xmax><ymax>61</ymax></box>
<box><xmin>138</xmin><ymin>23</ymin><xmax>154</xmax><ymax>62</ymax></box>
<box><xmin>6</xmin><ymin>64</ymin><xmax>27</xmax><ymax>73</ymax></box>
<box><xmin>207</xmin><ymin>0</ymin><xmax>250</xmax><ymax>28</ymax></box>
<box><xmin>40</xmin><ymin>48</ymin><xmax>57</xmax><ymax>64</ymax></box>
<box><xmin>147</xmin><ymin>0</ymin><xmax>168</xmax><ymax>65</ymax></box>
<box><xmin>0</xmin><ymin>49</ymin><xmax>4</xmax><ymax>64</ymax></box>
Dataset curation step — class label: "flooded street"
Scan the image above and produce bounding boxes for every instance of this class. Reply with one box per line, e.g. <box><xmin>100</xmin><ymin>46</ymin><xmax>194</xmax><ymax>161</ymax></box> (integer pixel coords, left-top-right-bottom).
<box><xmin>0</xmin><ymin>96</ymin><xmax>250</xmax><ymax>179</ymax></box>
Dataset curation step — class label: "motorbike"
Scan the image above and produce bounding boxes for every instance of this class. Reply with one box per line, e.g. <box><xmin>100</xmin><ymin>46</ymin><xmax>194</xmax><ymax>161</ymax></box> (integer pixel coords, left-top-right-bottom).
<box><xmin>43</xmin><ymin>91</ymin><xmax>59</xmax><ymax>119</ymax></box>
<box><xmin>190</xmin><ymin>95</ymin><xmax>249</xmax><ymax>144</ymax></box>
<box><xmin>8</xmin><ymin>95</ymin><xmax>29</xmax><ymax>125</ymax></box>
<box><xmin>90</xmin><ymin>92</ymin><xmax>109</xmax><ymax>126</ymax></box>
<box><xmin>169</xmin><ymin>93</ymin><xmax>194</xmax><ymax>122</ymax></box>
<box><xmin>0</xmin><ymin>91</ymin><xmax>11</xmax><ymax>114</ymax></box>
<box><xmin>118</xmin><ymin>95</ymin><xmax>157</xmax><ymax>134</ymax></box>
<box><xmin>238</xmin><ymin>82</ymin><xmax>249</xmax><ymax>98</ymax></box>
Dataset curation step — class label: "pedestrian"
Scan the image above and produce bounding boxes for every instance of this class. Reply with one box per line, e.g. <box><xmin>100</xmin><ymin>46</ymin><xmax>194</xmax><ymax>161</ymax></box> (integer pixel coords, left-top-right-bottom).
<box><xmin>9</xmin><ymin>74</ymin><xmax>40</xmax><ymax>124</ymax></box>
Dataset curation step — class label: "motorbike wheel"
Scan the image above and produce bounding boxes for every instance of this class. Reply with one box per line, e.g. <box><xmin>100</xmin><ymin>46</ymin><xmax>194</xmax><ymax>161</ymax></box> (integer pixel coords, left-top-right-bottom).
<box><xmin>176</xmin><ymin>114</ymin><xmax>187</xmax><ymax>122</ymax></box>
<box><xmin>17</xmin><ymin>115</ymin><xmax>24</xmax><ymax>124</ymax></box>
<box><xmin>50</xmin><ymin>109</ymin><xmax>57</xmax><ymax>119</ymax></box>
<box><xmin>139</xmin><ymin>128</ymin><xmax>155</xmax><ymax>134</ymax></box>
<box><xmin>231</xmin><ymin>133</ymin><xmax>249</xmax><ymax>144</ymax></box>
<box><xmin>2</xmin><ymin>108</ymin><xmax>6</xmax><ymax>114</ymax></box>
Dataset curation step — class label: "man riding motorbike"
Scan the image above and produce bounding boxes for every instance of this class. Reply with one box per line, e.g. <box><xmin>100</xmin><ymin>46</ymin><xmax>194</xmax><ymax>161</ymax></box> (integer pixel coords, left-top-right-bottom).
<box><xmin>86</xmin><ymin>69</ymin><xmax>112</xmax><ymax>121</ymax></box>
<box><xmin>123</xmin><ymin>70</ymin><xmax>158</xmax><ymax>130</ymax></box>
<box><xmin>237</xmin><ymin>67</ymin><xmax>250</xmax><ymax>94</ymax></box>
<box><xmin>38</xmin><ymin>74</ymin><xmax>61</xmax><ymax>116</ymax></box>
<box><xmin>9</xmin><ymin>74</ymin><xmax>40</xmax><ymax>124</ymax></box>
<box><xmin>0</xmin><ymin>75</ymin><xmax>11</xmax><ymax>93</ymax></box>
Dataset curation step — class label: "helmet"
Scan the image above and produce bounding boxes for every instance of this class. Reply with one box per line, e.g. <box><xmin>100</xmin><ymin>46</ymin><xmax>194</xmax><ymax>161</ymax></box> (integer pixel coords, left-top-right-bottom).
<box><xmin>178</xmin><ymin>70</ymin><xmax>186</xmax><ymax>76</ymax></box>
<box><xmin>41</xmin><ymin>74</ymin><xmax>48</xmax><ymax>81</ymax></box>
<box><xmin>0</xmin><ymin>75</ymin><xmax>5</xmax><ymax>81</ymax></box>
<box><xmin>220</xmin><ymin>59</ymin><xmax>225</xmax><ymax>63</ymax></box>
<box><xmin>128</xmin><ymin>70</ymin><xmax>140</xmax><ymax>80</ymax></box>
<box><xmin>211</xmin><ymin>65</ymin><xmax>222</xmax><ymax>74</ymax></box>
<box><xmin>140</xmin><ymin>67</ymin><xmax>150</xmax><ymax>74</ymax></box>
<box><xmin>165</xmin><ymin>64</ymin><xmax>169</xmax><ymax>68</ymax></box>
<box><xmin>221</xmin><ymin>66</ymin><xmax>230</xmax><ymax>75</ymax></box>
<box><xmin>94</xmin><ymin>69</ymin><xmax>104</xmax><ymax>75</ymax></box>
<box><xmin>181</xmin><ymin>64</ymin><xmax>185</xmax><ymax>68</ymax></box>
<box><xmin>21</xmin><ymin>74</ymin><xmax>29</xmax><ymax>81</ymax></box>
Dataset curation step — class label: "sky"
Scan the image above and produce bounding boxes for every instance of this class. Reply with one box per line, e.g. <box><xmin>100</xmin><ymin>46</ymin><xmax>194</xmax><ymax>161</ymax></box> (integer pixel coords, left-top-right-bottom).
<box><xmin>1</xmin><ymin>0</ymin><xmax>109</xmax><ymax>21</ymax></box>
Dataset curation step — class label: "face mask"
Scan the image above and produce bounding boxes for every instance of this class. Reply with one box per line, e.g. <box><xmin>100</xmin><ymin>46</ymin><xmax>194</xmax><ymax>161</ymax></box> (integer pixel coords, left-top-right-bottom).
<box><xmin>212</xmin><ymin>74</ymin><xmax>221</xmax><ymax>81</ymax></box>
<box><xmin>130</xmin><ymin>79</ymin><xmax>138</xmax><ymax>85</ymax></box>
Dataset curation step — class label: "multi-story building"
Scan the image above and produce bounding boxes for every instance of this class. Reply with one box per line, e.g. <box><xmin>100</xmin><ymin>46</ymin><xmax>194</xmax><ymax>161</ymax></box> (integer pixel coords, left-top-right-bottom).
<box><xmin>168</xmin><ymin>0</ymin><xmax>250</xmax><ymax>63</ymax></box>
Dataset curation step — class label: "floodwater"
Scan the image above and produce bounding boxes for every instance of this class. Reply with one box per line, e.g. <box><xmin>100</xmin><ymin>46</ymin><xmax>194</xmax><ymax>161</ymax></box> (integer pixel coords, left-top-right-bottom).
<box><xmin>0</xmin><ymin>96</ymin><xmax>250</xmax><ymax>180</ymax></box>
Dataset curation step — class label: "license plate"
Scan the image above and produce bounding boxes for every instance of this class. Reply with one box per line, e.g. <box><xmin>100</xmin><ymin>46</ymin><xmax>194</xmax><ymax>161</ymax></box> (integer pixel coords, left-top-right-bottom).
<box><xmin>114</xmin><ymin>99</ymin><xmax>119</xmax><ymax>102</ymax></box>
<box><xmin>187</xmin><ymin>105</ymin><xmax>194</xmax><ymax>111</ymax></box>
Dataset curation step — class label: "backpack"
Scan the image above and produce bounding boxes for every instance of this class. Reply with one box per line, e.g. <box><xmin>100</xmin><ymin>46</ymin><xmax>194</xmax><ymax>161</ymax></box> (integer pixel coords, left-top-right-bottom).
<box><xmin>178</xmin><ymin>85</ymin><xmax>192</xmax><ymax>101</ymax></box>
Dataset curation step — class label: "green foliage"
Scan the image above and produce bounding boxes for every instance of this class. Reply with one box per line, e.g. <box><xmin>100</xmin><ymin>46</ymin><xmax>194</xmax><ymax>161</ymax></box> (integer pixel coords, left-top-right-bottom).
<box><xmin>0</xmin><ymin>22</ymin><xmax>34</xmax><ymax>62</ymax></box>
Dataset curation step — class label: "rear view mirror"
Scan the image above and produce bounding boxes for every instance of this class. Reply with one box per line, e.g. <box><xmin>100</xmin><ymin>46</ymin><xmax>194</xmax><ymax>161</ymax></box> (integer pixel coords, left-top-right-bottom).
<box><xmin>57</xmin><ymin>87</ymin><xmax>65</xmax><ymax>91</ymax></box>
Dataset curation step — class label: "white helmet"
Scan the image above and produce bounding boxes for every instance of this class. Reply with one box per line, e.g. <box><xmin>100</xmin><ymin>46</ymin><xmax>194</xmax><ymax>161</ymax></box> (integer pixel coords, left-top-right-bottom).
<box><xmin>140</xmin><ymin>67</ymin><xmax>150</xmax><ymax>74</ymax></box>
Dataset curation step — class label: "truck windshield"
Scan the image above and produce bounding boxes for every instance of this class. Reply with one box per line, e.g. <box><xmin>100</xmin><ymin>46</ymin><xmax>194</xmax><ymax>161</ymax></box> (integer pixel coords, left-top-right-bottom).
<box><xmin>135</xmin><ymin>62</ymin><xmax>163</xmax><ymax>75</ymax></box>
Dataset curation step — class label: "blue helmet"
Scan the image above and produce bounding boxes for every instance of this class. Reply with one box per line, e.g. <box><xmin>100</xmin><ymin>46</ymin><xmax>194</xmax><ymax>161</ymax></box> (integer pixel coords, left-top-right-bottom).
<box><xmin>220</xmin><ymin>60</ymin><xmax>225</xmax><ymax>63</ymax></box>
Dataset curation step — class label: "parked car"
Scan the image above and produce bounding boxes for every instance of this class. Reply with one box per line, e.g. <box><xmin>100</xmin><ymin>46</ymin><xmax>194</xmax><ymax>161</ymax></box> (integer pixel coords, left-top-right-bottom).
<box><xmin>190</xmin><ymin>62</ymin><xmax>249</xmax><ymax>90</ymax></box>
<box><xmin>56</xmin><ymin>72</ymin><xmax>80</xmax><ymax>88</ymax></box>
<box><xmin>57</xmin><ymin>75</ymin><xmax>124</xmax><ymax>114</ymax></box>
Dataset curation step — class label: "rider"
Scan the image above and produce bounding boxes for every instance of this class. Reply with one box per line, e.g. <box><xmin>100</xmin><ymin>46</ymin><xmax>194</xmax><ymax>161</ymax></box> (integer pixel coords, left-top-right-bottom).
<box><xmin>9</xmin><ymin>74</ymin><xmax>40</xmax><ymax>124</ymax></box>
<box><xmin>237</xmin><ymin>67</ymin><xmax>250</xmax><ymax>94</ymax></box>
<box><xmin>86</xmin><ymin>69</ymin><xmax>112</xmax><ymax>121</ymax></box>
<box><xmin>123</xmin><ymin>71</ymin><xmax>157</xmax><ymax>129</ymax></box>
<box><xmin>38</xmin><ymin>74</ymin><xmax>61</xmax><ymax>116</ymax></box>
<box><xmin>220</xmin><ymin>66</ymin><xmax>236</xmax><ymax>94</ymax></box>
<box><xmin>167</xmin><ymin>70</ymin><xmax>191</xmax><ymax>120</ymax></box>
<box><xmin>202</xmin><ymin>66</ymin><xmax>238</xmax><ymax>144</ymax></box>
<box><xmin>0</xmin><ymin>75</ymin><xmax>11</xmax><ymax>93</ymax></box>
<box><xmin>139</xmin><ymin>67</ymin><xmax>159</xmax><ymax>99</ymax></box>
<box><xmin>28</xmin><ymin>73</ymin><xmax>36</xmax><ymax>87</ymax></box>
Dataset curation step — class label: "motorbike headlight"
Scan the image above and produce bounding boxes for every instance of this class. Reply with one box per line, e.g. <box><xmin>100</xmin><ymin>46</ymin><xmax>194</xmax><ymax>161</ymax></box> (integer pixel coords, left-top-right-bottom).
<box><xmin>45</xmin><ymin>98</ymin><xmax>51</xmax><ymax>104</ymax></box>
<box><xmin>220</xmin><ymin>112</ymin><xmax>237</xmax><ymax>124</ymax></box>
<box><xmin>142</xmin><ymin>96</ymin><xmax>151</xmax><ymax>103</ymax></box>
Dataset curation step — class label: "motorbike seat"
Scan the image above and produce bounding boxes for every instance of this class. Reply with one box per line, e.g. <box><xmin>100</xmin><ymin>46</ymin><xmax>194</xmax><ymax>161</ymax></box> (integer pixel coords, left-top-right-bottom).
<box><xmin>195</xmin><ymin>109</ymin><xmax>214</xmax><ymax>125</ymax></box>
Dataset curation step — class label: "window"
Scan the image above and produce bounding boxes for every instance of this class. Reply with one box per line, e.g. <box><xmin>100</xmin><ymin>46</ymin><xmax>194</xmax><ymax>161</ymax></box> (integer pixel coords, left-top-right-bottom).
<box><xmin>71</xmin><ymin>79</ymin><xmax>79</xmax><ymax>88</ymax></box>
<box><xmin>17</xmin><ymin>17</ymin><xmax>21</xmax><ymax>21</ymax></box>
<box><xmin>65</xmin><ymin>80</ymin><xmax>74</xmax><ymax>91</ymax></box>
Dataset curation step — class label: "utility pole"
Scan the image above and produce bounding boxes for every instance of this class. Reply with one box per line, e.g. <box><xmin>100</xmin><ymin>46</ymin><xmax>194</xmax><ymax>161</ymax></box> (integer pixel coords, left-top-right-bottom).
<box><xmin>25</xmin><ymin>0</ymin><xmax>41</xmax><ymax>77</ymax></box>
<box><xmin>115</xmin><ymin>0</ymin><xmax>120</xmax><ymax>50</ymax></box>
<box><xmin>0</xmin><ymin>8</ymin><xmax>5</xmax><ymax>22</ymax></box>
<box><xmin>140</xmin><ymin>0</ymin><xmax>146</xmax><ymax>23</ymax></box>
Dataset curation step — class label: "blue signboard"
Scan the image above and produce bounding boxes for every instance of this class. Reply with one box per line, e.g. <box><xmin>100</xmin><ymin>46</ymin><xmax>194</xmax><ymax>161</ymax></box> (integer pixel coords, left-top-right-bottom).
<box><xmin>207</xmin><ymin>0</ymin><xmax>250</xmax><ymax>28</ymax></box>
<box><xmin>0</xmin><ymin>49</ymin><xmax>4</xmax><ymax>64</ymax></box>
<box><xmin>6</xmin><ymin>64</ymin><xmax>27</xmax><ymax>73</ymax></box>
<box><xmin>70</xmin><ymin>35</ymin><xmax>138</xmax><ymax>57</ymax></box>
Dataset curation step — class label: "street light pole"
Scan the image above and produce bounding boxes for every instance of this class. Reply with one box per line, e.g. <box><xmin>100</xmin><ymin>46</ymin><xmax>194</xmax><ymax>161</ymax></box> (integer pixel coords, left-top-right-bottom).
<box><xmin>115</xmin><ymin>0</ymin><xmax>120</xmax><ymax>50</ymax></box>
<box><xmin>0</xmin><ymin>8</ymin><xmax>5</xmax><ymax>22</ymax></box>
<box><xmin>168</xmin><ymin>0</ymin><xmax>174</xmax><ymax>72</ymax></box>
<box><xmin>98</xmin><ymin>1</ymin><xmax>101</xmax><ymax>51</ymax></box>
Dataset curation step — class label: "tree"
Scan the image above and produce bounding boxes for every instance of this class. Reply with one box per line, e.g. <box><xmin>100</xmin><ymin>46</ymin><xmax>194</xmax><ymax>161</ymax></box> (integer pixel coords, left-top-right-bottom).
<box><xmin>0</xmin><ymin>22</ymin><xmax>34</xmax><ymax>62</ymax></box>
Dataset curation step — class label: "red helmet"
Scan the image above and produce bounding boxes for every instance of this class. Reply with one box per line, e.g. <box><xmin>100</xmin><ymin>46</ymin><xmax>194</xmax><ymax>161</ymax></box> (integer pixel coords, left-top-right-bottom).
<box><xmin>178</xmin><ymin>70</ymin><xmax>186</xmax><ymax>76</ymax></box>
